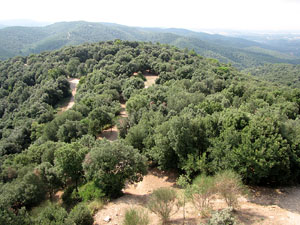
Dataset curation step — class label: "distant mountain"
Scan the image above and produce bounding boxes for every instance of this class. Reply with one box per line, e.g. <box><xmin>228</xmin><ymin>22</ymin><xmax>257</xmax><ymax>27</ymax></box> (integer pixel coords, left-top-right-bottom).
<box><xmin>0</xmin><ymin>21</ymin><xmax>299</xmax><ymax>68</ymax></box>
<box><xmin>229</xmin><ymin>32</ymin><xmax>300</xmax><ymax>57</ymax></box>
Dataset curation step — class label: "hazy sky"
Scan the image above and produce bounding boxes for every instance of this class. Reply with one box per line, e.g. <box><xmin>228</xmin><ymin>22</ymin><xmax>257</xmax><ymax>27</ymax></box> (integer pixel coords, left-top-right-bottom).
<box><xmin>1</xmin><ymin>0</ymin><xmax>300</xmax><ymax>30</ymax></box>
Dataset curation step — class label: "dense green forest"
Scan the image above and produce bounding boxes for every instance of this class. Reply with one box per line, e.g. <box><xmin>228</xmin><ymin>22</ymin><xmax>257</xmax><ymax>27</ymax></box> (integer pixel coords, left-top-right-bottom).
<box><xmin>1</xmin><ymin>40</ymin><xmax>300</xmax><ymax>224</ymax></box>
<box><xmin>244</xmin><ymin>63</ymin><xmax>300</xmax><ymax>89</ymax></box>
<box><xmin>1</xmin><ymin>21</ymin><xmax>300</xmax><ymax>69</ymax></box>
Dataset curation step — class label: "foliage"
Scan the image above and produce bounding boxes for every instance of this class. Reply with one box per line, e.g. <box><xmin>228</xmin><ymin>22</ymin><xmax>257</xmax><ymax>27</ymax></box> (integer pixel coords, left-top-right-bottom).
<box><xmin>147</xmin><ymin>187</ymin><xmax>180</xmax><ymax>224</ymax></box>
<box><xmin>65</xmin><ymin>203</ymin><xmax>94</xmax><ymax>225</ymax></box>
<box><xmin>0</xmin><ymin>206</ymin><xmax>31</xmax><ymax>225</ymax></box>
<box><xmin>31</xmin><ymin>203</ymin><xmax>68</xmax><ymax>225</ymax></box>
<box><xmin>186</xmin><ymin>174</ymin><xmax>216</xmax><ymax>217</ymax></box>
<box><xmin>54</xmin><ymin>142</ymin><xmax>87</xmax><ymax>189</ymax></box>
<box><xmin>87</xmin><ymin>199</ymin><xmax>105</xmax><ymax>215</ymax></box>
<box><xmin>214</xmin><ymin>170</ymin><xmax>247</xmax><ymax>209</ymax></box>
<box><xmin>204</xmin><ymin>208</ymin><xmax>238</xmax><ymax>225</ymax></box>
<box><xmin>83</xmin><ymin>140</ymin><xmax>147</xmax><ymax>198</ymax></box>
<box><xmin>78</xmin><ymin>181</ymin><xmax>105</xmax><ymax>202</ymax></box>
<box><xmin>123</xmin><ymin>208</ymin><xmax>150</xmax><ymax>225</ymax></box>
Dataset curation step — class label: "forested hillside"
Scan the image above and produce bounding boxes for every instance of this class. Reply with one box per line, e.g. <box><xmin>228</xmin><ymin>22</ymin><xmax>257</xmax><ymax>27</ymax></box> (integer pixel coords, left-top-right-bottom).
<box><xmin>1</xmin><ymin>21</ymin><xmax>299</xmax><ymax>68</ymax></box>
<box><xmin>1</xmin><ymin>41</ymin><xmax>300</xmax><ymax>224</ymax></box>
<box><xmin>244</xmin><ymin>63</ymin><xmax>300</xmax><ymax>89</ymax></box>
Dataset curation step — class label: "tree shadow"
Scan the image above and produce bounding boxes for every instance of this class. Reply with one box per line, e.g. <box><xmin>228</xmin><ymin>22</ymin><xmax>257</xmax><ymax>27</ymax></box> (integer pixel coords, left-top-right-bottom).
<box><xmin>234</xmin><ymin>209</ymin><xmax>268</xmax><ymax>225</ymax></box>
<box><xmin>247</xmin><ymin>185</ymin><xmax>300</xmax><ymax>214</ymax></box>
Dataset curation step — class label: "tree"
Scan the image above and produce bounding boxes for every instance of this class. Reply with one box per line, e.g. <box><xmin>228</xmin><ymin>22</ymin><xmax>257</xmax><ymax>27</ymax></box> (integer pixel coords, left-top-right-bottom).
<box><xmin>36</xmin><ymin>162</ymin><xmax>62</xmax><ymax>198</ymax></box>
<box><xmin>83</xmin><ymin>140</ymin><xmax>147</xmax><ymax>198</ymax></box>
<box><xmin>54</xmin><ymin>143</ymin><xmax>87</xmax><ymax>190</ymax></box>
<box><xmin>88</xmin><ymin>108</ymin><xmax>112</xmax><ymax>136</ymax></box>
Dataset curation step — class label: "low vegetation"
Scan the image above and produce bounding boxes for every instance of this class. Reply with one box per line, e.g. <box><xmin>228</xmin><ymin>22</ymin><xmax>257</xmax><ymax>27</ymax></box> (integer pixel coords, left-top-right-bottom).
<box><xmin>123</xmin><ymin>208</ymin><xmax>150</xmax><ymax>225</ymax></box>
<box><xmin>147</xmin><ymin>187</ymin><xmax>180</xmax><ymax>224</ymax></box>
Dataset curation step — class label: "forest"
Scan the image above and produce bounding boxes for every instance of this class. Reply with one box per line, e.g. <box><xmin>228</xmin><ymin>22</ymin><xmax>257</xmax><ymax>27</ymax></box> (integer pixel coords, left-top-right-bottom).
<box><xmin>1</xmin><ymin>40</ymin><xmax>300</xmax><ymax>224</ymax></box>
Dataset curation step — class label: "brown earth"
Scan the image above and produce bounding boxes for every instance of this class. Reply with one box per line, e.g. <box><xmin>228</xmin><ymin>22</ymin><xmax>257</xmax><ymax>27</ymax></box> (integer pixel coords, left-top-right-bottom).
<box><xmin>93</xmin><ymin>169</ymin><xmax>300</xmax><ymax>225</ymax></box>
<box><xmin>144</xmin><ymin>74</ymin><xmax>158</xmax><ymax>88</ymax></box>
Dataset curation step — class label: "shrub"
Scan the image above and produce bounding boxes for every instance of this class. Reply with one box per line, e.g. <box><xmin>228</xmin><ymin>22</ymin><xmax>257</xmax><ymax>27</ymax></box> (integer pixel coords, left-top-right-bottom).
<box><xmin>186</xmin><ymin>174</ymin><xmax>216</xmax><ymax>217</ymax></box>
<box><xmin>32</xmin><ymin>203</ymin><xmax>68</xmax><ymax>225</ymax></box>
<box><xmin>123</xmin><ymin>208</ymin><xmax>150</xmax><ymax>225</ymax></box>
<box><xmin>87</xmin><ymin>199</ymin><xmax>105</xmax><ymax>215</ymax></box>
<box><xmin>206</xmin><ymin>208</ymin><xmax>238</xmax><ymax>225</ymax></box>
<box><xmin>0</xmin><ymin>206</ymin><xmax>31</xmax><ymax>225</ymax></box>
<box><xmin>66</xmin><ymin>203</ymin><xmax>93</xmax><ymax>225</ymax></box>
<box><xmin>62</xmin><ymin>185</ymin><xmax>81</xmax><ymax>206</ymax></box>
<box><xmin>78</xmin><ymin>181</ymin><xmax>105</xmax><ymax>202</ymax></box>
<box><xmin>147</xmin><ymin>187</ymin><xmax>180</xmax><ymax>224</ymax></box>
<box><xmin>214</xmin><ymin>170</ymin><xmax>247</xmax><ymax>209</ymax></box>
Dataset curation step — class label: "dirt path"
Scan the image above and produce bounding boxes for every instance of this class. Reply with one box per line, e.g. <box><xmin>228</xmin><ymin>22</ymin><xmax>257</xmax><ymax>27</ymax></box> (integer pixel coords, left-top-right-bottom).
<box><xmin>61</xmin><ymin>78</ymin><xmax>80</xmax><ymax>112</ymax></box>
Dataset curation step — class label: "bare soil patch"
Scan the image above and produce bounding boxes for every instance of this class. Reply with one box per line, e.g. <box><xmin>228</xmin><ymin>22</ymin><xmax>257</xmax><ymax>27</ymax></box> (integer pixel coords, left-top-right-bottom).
<box><xmin>144</xmin><ymin>74</ymin><xmax>158</xmax><ymax>88</ymax></box>
<box><xmin>93</xmin><ymin>169</ymin><xmax>300</xmax><ymax>225</ymax></box>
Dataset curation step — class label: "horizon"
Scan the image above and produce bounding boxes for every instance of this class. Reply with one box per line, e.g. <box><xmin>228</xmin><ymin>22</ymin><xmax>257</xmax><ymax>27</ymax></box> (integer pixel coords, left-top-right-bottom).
<box><xmin>1</xmin><ymin>0</ymin><xmax>300</xmax><ymax>32</ymax></box>
<box><xmin>1</xmin><ymin>19</ymin><xmax>300</xmax><ymax>35</ymax></box>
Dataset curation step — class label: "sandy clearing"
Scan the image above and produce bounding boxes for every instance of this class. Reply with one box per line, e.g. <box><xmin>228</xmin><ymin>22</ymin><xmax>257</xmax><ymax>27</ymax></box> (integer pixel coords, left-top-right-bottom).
<box><xmin>93</xmin><ymin>170</ymin><xmax>300</xmax><ymax>225</ymax></box>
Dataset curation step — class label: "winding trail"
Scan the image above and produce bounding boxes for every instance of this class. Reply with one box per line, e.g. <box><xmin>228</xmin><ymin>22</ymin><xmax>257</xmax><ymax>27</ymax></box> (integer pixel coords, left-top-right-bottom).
<box><xmin>61</xmin><ymin>78</ymin><xmax>80</xmax><ymax>112</ymax></box>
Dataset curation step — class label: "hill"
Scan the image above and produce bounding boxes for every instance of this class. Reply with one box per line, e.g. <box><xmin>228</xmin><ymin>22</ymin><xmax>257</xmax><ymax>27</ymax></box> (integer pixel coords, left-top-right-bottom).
<box><xmin>1</xmin><ymin>40</ymin><xmax>300</xmax><ymax>224</ymax></box>
<box><xmin>0</xmin><ymin>21</ymin><xmax>299</xmax><ymax>68</ymax></box>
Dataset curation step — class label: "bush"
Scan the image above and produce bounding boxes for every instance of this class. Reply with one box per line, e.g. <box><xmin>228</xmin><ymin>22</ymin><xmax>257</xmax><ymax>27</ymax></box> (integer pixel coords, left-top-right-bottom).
<box><xmin>0</xmin><ymin>206</ymin><xmax>31</xmax><ymax>225</ymax></box>
<box><xmin>87</xmin><ymin>199</ymin><xmax>105</xmax><ymax>215</ymax></box>
<box><xmin>78</xmin><ymin>181</ymin><xmax>105</xmax><ymax>202</ymax></box>
<box><xmin>147</xmin><ymin>187</ymin><xmax>180</xmax><ymax>224</ymax></box>
<box><xmin>123</xmin><ymin>208</ymin><xmax>150</xmax><ymax>225</ymax></box>
<box><xmin>206</xmin><ymin>208</ymin><xmax>238</xmax><ymax>225</ymax></box>
<box><xmin>214</xmin><ymin>170</ymin><xmax>247</xmax><ymax>209</ymax></box>
<box><xmin>66</xmin><ymin>203</ymin><xmax>93</xmax><ymax>225</ymax></box>
<box><xmin>32</xmin><ymin>203</ymin><xmax>68</xmax><ymax>225</ymax></box>
<box><xmin>186</xmin><ymin>174</ymin><xmax>216</xmax><ymax>217</ymax></box>
<box><xmin>62</xmin><ymin>185</ymin><xmax>81</xmax><ymax>206</ymax></box>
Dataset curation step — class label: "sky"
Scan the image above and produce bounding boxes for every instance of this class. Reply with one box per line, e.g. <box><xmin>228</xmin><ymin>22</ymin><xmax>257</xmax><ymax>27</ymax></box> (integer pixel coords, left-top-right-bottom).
<box><xmin>1</xmin><ymin>0</ymin><xmax>300</xmax><ymax>31</ymax></box>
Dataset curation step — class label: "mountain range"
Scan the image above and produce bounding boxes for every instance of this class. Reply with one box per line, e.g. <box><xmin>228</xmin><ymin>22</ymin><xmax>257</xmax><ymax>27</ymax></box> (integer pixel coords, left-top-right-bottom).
<box><xmin>0</xmin><ymin>21</ymin><xmax>300</xmax><ymax>68</ymax></box>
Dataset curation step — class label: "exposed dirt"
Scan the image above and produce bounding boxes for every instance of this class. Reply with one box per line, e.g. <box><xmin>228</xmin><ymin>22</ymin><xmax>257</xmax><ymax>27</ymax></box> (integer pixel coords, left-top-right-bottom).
<box><xmin>144</xmin><ymin>74</ymin><xmax>158</xmax><ymax>88</ymax></box>
<box><xmin>93</xmin><ymin>169</ymin><xmax>300</xmax><ymax>225</ymax></box>
<box><xmin>61</xmin><ymin>78</ymin><xmax>80</xmax><ymax>112</ymax></box>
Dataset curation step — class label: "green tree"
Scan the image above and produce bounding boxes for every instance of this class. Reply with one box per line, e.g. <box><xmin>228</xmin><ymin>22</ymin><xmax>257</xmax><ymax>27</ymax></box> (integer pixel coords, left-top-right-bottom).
<box><xmin>54</xmin><ymin>143</ymin><xmax>87</xmax><ymax>190</ymax></box>
<box><xmin>83</xmin><ymin>140</ymin><xmax>147</xmax><ymax>198</ymax></box>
